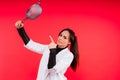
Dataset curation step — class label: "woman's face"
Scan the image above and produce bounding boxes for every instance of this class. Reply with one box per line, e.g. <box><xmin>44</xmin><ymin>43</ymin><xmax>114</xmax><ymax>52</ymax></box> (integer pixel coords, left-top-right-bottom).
<box><xmin>57</xmin><ymin>30</ymin><xmax>71</xmax><ymax>48</ymax></box>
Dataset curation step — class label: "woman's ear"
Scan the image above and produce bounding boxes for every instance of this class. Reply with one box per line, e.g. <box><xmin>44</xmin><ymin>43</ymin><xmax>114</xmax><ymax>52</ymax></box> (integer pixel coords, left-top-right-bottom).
<box><xmin>68</xmin><ymin>41</ymin><xmax>71</xmax><ymax>45</ymax></box>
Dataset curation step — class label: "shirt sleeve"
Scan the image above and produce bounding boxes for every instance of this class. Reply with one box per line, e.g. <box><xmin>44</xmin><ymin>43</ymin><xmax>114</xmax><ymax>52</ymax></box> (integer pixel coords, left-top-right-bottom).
<box><xmin>24</xmin><ymin>39</ymin><xmax>48</xmax><ymax>54</ymax></box>
<box><xmin>17</xmin><ymin>27</ymin><xmax>30</xmax><ymax>45</ymax></box>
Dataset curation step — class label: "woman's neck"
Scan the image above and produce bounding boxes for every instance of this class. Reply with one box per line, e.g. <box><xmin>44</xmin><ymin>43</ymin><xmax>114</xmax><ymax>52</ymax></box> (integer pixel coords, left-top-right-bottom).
<box><xmin>57</xmin><ymin>45</ymin><xmax>68</xmax><ymax>49</ymax></box>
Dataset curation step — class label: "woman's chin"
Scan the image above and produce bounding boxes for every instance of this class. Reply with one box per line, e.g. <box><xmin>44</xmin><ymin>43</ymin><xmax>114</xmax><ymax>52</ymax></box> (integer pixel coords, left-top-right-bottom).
<box><xmin>57</xmin><ymin>42</ymin><xmax>61</xmax><ymax>45</ymax></box>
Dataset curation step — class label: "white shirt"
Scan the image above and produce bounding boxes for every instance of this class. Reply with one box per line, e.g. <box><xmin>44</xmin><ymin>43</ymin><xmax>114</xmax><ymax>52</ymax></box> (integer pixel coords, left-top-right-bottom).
<box><xmin>24</xmin><ymin>39</ymin><xmax>74</xmax><ymax>80</ymax></box>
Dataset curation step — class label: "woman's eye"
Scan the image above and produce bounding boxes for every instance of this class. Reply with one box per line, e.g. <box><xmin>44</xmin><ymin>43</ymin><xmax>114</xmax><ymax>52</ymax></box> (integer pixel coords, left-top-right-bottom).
<box><xmin>59</xmin><ymin>34</ymin><xmax>62</xmax><ymax>37</ymax></box>
<box><xmin>63</xmin><ymin>36</ymin><xmax>67</xmax><ymax>39</ymax></box>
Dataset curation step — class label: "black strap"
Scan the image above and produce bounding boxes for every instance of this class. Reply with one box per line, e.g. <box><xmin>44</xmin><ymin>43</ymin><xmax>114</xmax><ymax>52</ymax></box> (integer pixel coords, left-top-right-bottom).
<box><xmin>47</xmin><ymin>46</ymin><xmax>67</xmax><ymax>69</ymax></box>
<box><xmin>48</xmin><ymin>49</ymin><xmax>57</xmax><ymax>69</ymax></box>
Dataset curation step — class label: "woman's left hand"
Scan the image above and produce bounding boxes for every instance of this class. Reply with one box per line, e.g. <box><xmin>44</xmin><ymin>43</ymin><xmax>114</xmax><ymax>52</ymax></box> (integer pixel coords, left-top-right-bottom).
<box><xmin>48</xmin><ymin>35</ymin><xmax>57</xmax><ymax>49</ymax></box>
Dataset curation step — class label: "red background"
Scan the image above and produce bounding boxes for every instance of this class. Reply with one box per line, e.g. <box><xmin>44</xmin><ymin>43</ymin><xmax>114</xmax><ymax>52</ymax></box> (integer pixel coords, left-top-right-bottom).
<box><xmin>0</xmin><ymin>0</ymin><xmax>120</xmax><ymax>80</ymax></box>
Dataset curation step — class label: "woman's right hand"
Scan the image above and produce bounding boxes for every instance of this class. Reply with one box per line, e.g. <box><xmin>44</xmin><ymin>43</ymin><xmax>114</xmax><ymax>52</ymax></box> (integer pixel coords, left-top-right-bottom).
<box><xmin>48</xmin><ymin>35</ymin><xmax>57</xmax><ymax>49</ymax></box>
<box><xmin>15</xmin><ymin>20</ymin><xmax>24</xmax><ymax>29</ymax></box>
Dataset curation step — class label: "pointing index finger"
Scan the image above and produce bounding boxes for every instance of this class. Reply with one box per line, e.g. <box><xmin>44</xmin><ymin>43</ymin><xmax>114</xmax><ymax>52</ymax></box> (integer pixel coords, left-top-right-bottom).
<box><xmin>49</xmin><ymin>35</ymin><xmax>55</xmax><ymax>43</ymax></box>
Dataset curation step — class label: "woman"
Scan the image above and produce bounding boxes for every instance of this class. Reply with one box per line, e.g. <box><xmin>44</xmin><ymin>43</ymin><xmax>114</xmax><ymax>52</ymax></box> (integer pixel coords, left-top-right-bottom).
<box><xmin>15</xmin><ymin>20</ymin><xmax>79</xmax><ymax>80</ymax></box>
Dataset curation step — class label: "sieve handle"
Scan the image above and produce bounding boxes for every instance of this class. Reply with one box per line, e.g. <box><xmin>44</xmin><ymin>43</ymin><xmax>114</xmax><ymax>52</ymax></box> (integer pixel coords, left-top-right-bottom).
<box><xmin>22</xmin><ymin>17</ymin><xmax>28</xmax><ymax>23</ymax></box>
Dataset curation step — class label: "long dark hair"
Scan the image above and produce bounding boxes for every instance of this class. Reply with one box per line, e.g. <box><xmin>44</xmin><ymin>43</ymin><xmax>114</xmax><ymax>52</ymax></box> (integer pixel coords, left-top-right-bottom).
<box><xmin>59</xmin><ymin>28</ymin><xmax>79</xmax><ymax>71</ymax></box>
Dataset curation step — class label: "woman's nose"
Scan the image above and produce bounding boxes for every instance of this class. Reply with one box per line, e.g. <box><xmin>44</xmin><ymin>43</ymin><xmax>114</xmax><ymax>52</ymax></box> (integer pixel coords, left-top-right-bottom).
<box><xmin>59</xmin><ymin>36</ymin><xmax>63</xmax><ymax>40</ymax></box>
